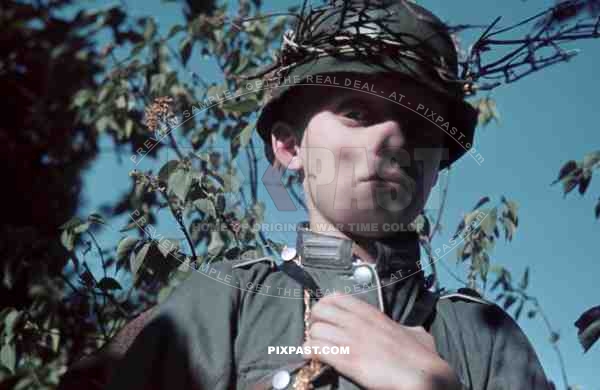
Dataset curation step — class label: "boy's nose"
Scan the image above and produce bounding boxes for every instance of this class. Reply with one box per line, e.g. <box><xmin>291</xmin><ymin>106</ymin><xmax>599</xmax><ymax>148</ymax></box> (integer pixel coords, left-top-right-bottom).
<box><xmin>368</xmin><ymin>120</ymin><xmax>406</xmax><ymax>159</ymax></box>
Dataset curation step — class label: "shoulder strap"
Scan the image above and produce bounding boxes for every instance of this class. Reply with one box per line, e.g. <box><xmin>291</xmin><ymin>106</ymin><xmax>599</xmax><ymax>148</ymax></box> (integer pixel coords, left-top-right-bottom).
<box><xmin>439</xmin><ymin>287</ymin><xmax>493</xmax><ymax>305</ymax></box>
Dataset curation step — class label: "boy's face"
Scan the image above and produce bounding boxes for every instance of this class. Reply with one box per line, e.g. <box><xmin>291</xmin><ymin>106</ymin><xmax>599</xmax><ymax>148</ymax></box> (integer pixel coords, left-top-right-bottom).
<box><xmin>271</xmin><ymin>73</ymin><xmax>449</xmax><ymax>237</ymax></box>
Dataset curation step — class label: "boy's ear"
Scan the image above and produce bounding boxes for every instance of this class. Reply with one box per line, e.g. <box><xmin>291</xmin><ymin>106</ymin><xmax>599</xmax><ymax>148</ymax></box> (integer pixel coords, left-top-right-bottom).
<box><xmin>270</xmin><ymin>120</ymin><xmax>303</xmax><ymax>171</ymax></box>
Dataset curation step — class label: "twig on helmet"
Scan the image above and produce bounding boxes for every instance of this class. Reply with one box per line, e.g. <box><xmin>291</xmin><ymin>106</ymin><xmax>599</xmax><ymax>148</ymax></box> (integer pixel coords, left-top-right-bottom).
<box><xmin>295</xmin><ymin>0</ymin><xmax>310</xmax><ymax>39</ymax></box>
<box><xmin>235</xmin><ymin>0</ymin><xmax>599</xmax><ymax>98</ymax></box>
<box><xmin>462</xmin><ymin>0</ymin><xmax>600</xmax><ymax>90</ymax></box>
<box><xmin>447</xmin><ymin>24</ymin><xmax>496</xmax><ymax>34</ymax></box>
<box><xmin>462</xmin><ymin>16</ymin><xmax>502</xmax><ymax>79</ymax></box>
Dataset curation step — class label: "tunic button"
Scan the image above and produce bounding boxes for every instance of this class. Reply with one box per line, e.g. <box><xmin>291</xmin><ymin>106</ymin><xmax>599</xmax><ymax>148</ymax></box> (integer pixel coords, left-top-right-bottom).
<box><xmin>353</xmin><ymin>265</ymin><xmax>373</xmax><ymax>285</ymax></box>
<box><xmin>280</xmin><ymin>246</ymin><xmax>297</xmax><ymax>262</ymax></box>
<box><xmin>272</xmin><ymin>369</ymin><xmax>291</xmax><ymax>389</ymax></box>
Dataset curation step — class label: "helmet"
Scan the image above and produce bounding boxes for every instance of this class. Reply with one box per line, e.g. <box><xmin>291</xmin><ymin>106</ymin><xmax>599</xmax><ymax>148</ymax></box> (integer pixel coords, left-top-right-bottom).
<box><xmin>253</xmin><ymin>0</ymin><xmax>478</xmax><ymax>170</ymax></box>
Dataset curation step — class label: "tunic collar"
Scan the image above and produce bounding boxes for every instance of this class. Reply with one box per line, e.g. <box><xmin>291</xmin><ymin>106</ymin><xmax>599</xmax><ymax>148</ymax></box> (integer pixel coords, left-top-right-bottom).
<box><xmin>295</xmin><ymin>220</ymin><xmax>422</xmax><ymax>278</ymax></box>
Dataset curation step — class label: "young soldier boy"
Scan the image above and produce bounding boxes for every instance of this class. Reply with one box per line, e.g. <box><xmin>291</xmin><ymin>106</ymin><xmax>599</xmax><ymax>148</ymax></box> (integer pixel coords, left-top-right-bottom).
<box><xmin>104</xmin><ymin>1</ymin><xmax>553</xmax><ymax>389</ymax></box>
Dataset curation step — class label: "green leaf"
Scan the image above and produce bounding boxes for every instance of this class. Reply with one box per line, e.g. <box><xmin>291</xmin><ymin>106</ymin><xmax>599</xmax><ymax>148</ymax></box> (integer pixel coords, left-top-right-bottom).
<box><xmin>207</xmin><ymin>230</ymin><xmax>224</xmax><ymax>256</ymax></box>
<box><xmin>72</xmin><ymin>89</ymin><xmax>94</xmax><ymax>108</ymax></box>
<box><xmin>213</xmin><ymin>29</ymin><xmax>224</xmax><ymax>43</ymax></box>
<box><xmin>582</xmin><ymin>150</ymin><xmax>600</xmax><ymax>170</ymax></box>
<box><xmin>97</xmin><ymin>277</ymin><xmax>122</xmax><ymax>291</ymax></box>
<box><xmin>88</xmin><ymin>213</ymin><xmax>106</xmax><ymax>225</ymax></box>
<box><xmin>223</xmin><ymin>168</ymin><xmax>242</xmax><ymax>193</ymax></box>
<box><xmin>234</xmin><ymin>54</ymin><xmax>249</xmax><ymax>74</ymax></box>
<box><xmin>221</xmin><ymin>97</ymin><xmax>259</xmax><ymax>113</ymax></box>
<box><xmin>193</xmin><ymin>151</ymin><xmax>210</xmax><ymax>163</ymax></box>
<box><xmin>472</xmin><ymin>196</ymin><xmax>490</xmax><ymax>211</ymax></box>
<box><xmin>168</xmin><ymin>168</ymin><xmax>193</xmax><ymax>201</ymax></box>
<box><xmin>480</xmin><ymin>207</ymin><xmax>497</xmax><ymax>236</ymax></box>
<box><xmin>193</xmin><ymin>198</ymin><xmax>217</xmax><ymax>218</ymax></box>
<box><xmin>205</xmin><ymin>84</ymin><xmax>228</xmax><ymax>105</ymax></box>
<box><xmin>575</xmin><ymin>305</ymin><xmax>600</xmax><ymax>352</ymax></box>
<box><xmin>0</xmin><ymin>307</ymin><xmax>14</xmax><ymax>321</ymax></box>
<box><xmin>502</xmin><ymin>218</ymin><xmax>517</xmax><ymax>242</ymax></box>
<box><xmin>253</xmin><ymin>201</ymin><xmax>266</xmax><ymax>221</ymax></box>
<box><xmin>455</xmin><ymin>243</ymin><xmax>465</xmax><ymax>263</ymax></box>
<box><xmin>98</xmin><ymin>84</ymin><xmax>111</xmax><ymax>102</ymax></box>
<box><xmin>115</xmin><ymin>95</ymin><xmax>127</xmax><ymax>109</ymax></box>
<box><xmin>125</xmin><ymin>118</ymin><xmax>134</xmax><ymax>138</ymax></box>
<box><xmin>95</xmin><ymin>116</ymin><xmax>110</xmax><ymax>133</ymax></box>
<box><xmin>249</xmin><ymin>34</ymin><xmax>266</xmax><ymax>53</ymax></box>
<box><xmin>479</xmin><ymin>253</ymin><xmax>490</xmax><ymax>283</ymax></box>
<box><xmin>158</xmin><ymin>160</ymin><xmax>180</xmax><ymax>185</ymax></box>
<box><xmin>179</xmin><ymin>36</ymin><xmax>193</xmax><ymax>66</ymax></box>
<box><xmin>59</xmin><ymin>217</ymin><xmax>85</xmax><ymax>230</ymax></box>
<box><xmin>167</xmin><ymin>24</ymin><xmax>185</xmax><ymax>39</ymax></box>
<box><xmin>411</xmin><ymin>213</ymin><xmax>429</xmax><ymax>237</ymax></box>
<box><xmin>143</xmin><ymin>17</ymin><xmax>157</xmax><ymax>41</ymax></box>
<box><xmin>49</xmin><ymin>328</ymin><xmax>60</xmax><ymax>353</ymax></box>
<box><xmin>3</xmin><ymin>309</ymin><xmax>20</xmax><ymax>342</ymax></box>
<box><xmin>238</xmin><ymin>121</ymin><xmax>254</xmax><ymax>148</ymax></box>
<box><xmin>553</xmin><ymin>160</ymin><xmax>578</xmax><ymax>185</ymax></box>
<box><xmin>476</xmin><ymin>97</ymin><xmax>500</xmax><ymax>127</ymax></box>
<box><xmin>519</xmin><ymin>267</ymin><xmax>529</xmax><ymax>290</ymax></box>
<box><xmin>578</xmin><ymin>173</ymin><xmax>591</xmax><ymax>195</ymax></box>
<box><xmin>73</xmin><ymin>221</ymin><xmax>91</xmax><ymax>234</ymax></box>
<box><xmin>502</xmin><ymin>197</ymin><xmax>519</xmax><ymax>225</ymax></box>
<box><xmin>0</xmin><ymin>343</ymin><xmax>15</xmax><ymax>373</ymax></box>
<box><xmin>60</xmin><ymin>230</ymin><xmax>76</xmax><ymax>251</ymax></box>
<box><xmin>150</xmin><ymin>73</ymin><xmax>167</xmax><ymax>94</ymax></box>
<box><xmin>479</xmin><ymin>235</ymin><xmax>494</xmax><ymax>252</ymax></box>
<box><xmin>131</xmin><ymin>242</ymin><xmax>151</xmax><ymax>276</ymax></box>
<box><xmin>578</xmin><ymin>320</ymin><xmax>600</xmax><ymax>352</ymax></box>
<box><xmin>116</xmin><ymin>236</ymin><xmax>139</xmax><ymax>263</ymax></box>
<box><xmin>463</xmin><ymin>210</ymin><xmax>481</xmax><ymax>233</ymax></box>
<box><xmin>563</xmin><ymin>176</ymin><xmax>579</xmax><ymax>196</ymax></box>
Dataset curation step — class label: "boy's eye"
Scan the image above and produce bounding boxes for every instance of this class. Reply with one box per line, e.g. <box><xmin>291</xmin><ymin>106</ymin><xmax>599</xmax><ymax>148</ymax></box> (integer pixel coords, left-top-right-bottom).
<box><xmin>339</xmin><ymin>106</ymin><xmax>372</xmax><ymax>125</ymax></box>
<box><xmin>343</xmin><ymin>110</ymin><xmax>366</xmax><ymax>120</ymax></box>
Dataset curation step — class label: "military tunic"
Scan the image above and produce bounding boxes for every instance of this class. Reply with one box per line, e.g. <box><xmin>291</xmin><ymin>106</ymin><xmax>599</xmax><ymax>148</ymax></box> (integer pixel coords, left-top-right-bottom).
<box><xmin>104</xmin><ymin>221</ymin><xmax>552</xmax><ymax>390</ymax></box>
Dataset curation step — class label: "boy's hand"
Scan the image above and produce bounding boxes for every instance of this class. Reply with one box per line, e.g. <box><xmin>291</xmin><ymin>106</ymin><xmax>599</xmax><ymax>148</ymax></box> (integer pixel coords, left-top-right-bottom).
<box><xmin>302</xmin><ymin>292</ymin><xmax>462</xmax><ymax>390</ymax></box>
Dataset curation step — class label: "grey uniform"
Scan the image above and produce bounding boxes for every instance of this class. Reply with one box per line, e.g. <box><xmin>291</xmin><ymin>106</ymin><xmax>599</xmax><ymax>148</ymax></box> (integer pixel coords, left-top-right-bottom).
<box><xmin>104</xmin><ymin>221</ymin><xmax>552</xmax><ymax>390</ymax></box>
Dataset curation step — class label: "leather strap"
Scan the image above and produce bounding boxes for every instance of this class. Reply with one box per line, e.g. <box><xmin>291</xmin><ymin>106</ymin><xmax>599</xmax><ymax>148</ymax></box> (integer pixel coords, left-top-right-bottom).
<box><xmin>278</xmin><ymin>261</ymin><xmax>321</xmax><ymax>300</ymax></box>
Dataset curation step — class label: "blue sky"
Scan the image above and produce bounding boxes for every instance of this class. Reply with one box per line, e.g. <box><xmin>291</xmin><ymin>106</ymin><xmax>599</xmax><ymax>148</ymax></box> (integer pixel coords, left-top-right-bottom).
<box><xmin>77</xmin><ymin>1</ymin><xmax>600</xmax><ymax>388</ymax></box>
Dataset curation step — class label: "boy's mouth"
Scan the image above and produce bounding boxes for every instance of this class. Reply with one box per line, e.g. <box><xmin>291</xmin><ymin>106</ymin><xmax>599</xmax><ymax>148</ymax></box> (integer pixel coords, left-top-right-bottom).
<box><xmin>359</xmin><ymin>168</ymin><xmax>410</xmax><ymax>184</ymax></box>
